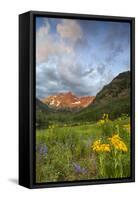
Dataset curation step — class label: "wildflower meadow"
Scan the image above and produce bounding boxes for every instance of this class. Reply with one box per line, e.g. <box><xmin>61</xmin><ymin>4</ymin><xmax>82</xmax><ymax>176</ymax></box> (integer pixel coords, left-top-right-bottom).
<box><xmin>36</xmin><ymin>114</ymin><xmax>130</xmax><ymax>183</ymax></box>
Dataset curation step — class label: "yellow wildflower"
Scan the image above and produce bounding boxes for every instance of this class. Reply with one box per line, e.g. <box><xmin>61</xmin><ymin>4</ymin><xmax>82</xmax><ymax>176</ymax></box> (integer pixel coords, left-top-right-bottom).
<box><xmin>97</xmin><ymin>114</ymin><xmax>110</xmax><ymax>126</ymax></box>
<box><xmin>108</xmin><ymin>134</ymin><xmax>128</xmax><ymax>152</ymax></box>
<box><xmin>103</xmin><ymin>113</ymin><xmax>109</xmax><ymax>121</ymax></box>
<box><xmin>92</xmin><ymin>140</ymin><xmax>111</xmax><ymax>153</ymax></box>
<box><xmin>97</xmin><ymin>119</ymin><xmax>105</xmax><ymax>126</ymax></box>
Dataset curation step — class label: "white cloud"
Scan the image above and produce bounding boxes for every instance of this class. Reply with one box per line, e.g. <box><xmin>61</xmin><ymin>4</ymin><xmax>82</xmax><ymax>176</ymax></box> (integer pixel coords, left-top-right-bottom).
<box><xmin>57</xmin><ymin>19</ymin><xmax>83</xmax><ymax>42</ymax></box>
<box><xmin>36</xmin><ymin>20</ymin><xmax>73</xmax><ymax>64</ymax></box>
<box><xmin>36</xmin><ymin>20</ymin><xmax>50</xmax><ymax>38</ymax></box>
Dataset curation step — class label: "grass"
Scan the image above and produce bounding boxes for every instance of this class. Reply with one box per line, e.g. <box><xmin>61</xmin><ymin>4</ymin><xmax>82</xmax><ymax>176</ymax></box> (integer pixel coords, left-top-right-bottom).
<box><xmin>36</xmin><ymin>115</ymin><xmax>130</xmax><ymax>183</ymax></box>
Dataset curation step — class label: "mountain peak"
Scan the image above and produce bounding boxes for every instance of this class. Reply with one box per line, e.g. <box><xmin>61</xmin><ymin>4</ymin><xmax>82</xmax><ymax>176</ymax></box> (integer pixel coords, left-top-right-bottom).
<box><xmin>67</xmin><ymin>91</ymin><xmax>73</xmax><ymax>95</ymax></box>
<box><xmin>41</xmin><ymin>92</ymin><xmax>95</xmax><ymax>111</ymax></box>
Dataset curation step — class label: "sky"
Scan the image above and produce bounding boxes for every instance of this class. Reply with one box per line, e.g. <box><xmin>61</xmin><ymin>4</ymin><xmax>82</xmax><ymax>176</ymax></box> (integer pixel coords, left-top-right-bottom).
<box><xmin>36</xmin><ymin>17</ymin><xmax>130</xmax><ymax>99</ymax></box>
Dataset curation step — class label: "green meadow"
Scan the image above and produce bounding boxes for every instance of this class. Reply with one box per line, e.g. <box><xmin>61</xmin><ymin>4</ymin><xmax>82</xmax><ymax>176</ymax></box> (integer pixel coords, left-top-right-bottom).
<box><xmin>36</xmin><ymin>115</ymin><xmax>130</xmax><ymax>183</ymax></box>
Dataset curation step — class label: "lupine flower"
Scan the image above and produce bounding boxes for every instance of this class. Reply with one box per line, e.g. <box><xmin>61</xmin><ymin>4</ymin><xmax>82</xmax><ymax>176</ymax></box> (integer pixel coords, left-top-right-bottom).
<box><xmin>36</xmin><ymin>143</ymin><xmax>48</xmax><ymax>156</ymax></box>
<box><xmin>73</xmin><ymin>163</ymin><xmax>87</xmax><ymax>174</ymax></box>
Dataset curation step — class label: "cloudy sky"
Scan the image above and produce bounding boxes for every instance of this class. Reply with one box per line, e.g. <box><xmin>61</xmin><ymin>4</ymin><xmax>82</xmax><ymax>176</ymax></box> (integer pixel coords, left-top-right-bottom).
<box><xmin>36</xmin><ymin>17</ymin><xmax>130</xmax><ymax>99</ymax></box>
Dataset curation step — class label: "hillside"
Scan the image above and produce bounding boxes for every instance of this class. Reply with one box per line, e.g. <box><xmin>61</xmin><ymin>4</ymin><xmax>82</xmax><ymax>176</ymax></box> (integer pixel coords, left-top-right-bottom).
<box><xmin>36</xmin><ymin>98</ymin><xmax>52</xmax><ymax>112</ymax></box>
<box><xmin>72</xmin><ymin>71</ymin><xmax>130</xmax><ymax>122</ymax></box>
<box><xmin>36</xmin><ymin>98</ymin><xmax>73</xmax><ymax>127</ymax></box>
<box><xmin>94</xmin><ymin>71</ymin><xmax>130</xmax><ymax>104</ymax></box>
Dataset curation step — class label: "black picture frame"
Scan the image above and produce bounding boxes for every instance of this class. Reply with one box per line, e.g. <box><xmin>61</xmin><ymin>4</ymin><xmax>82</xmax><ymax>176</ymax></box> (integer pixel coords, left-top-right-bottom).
<box><xmin>19</xmin><ymin>11</ymin><xmax>135</xmax><ymax>189</ymax></box>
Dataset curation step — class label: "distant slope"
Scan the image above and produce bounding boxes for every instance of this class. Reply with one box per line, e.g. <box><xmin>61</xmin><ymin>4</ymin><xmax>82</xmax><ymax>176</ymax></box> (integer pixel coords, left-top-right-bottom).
<box><xmin>36</xmin><ymin>98</ymin><xmax>73</xmax><ymax>126</ymax></box>
<box><xmin>36</xmin><ymin>98</ymin><xmax>52</xmax><ymax>112</ymax></box>
<box><xmin>36</xmin><ymin>98</ymin><xmax>52</xmax><ymax>127</ymax></box>
<box><xmin>72</xmin><ymin>71</ymin><xmax>130</xmax><ymax>122</ymax></box>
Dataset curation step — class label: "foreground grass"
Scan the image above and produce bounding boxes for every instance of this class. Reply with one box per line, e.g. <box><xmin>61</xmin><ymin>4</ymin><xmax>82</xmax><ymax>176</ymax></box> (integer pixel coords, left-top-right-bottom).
<box><xmin>36</xmin><ymin>116</ymin><xmax>130</xmax><ymax>183</ymax></box>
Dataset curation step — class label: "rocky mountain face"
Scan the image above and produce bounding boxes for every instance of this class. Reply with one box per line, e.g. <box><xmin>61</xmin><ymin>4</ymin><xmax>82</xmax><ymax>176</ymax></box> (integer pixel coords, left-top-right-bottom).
<box><xmin>41</xmin><ymin>92</ymin><xmax>95</xmax><ymax>111</ymax></box>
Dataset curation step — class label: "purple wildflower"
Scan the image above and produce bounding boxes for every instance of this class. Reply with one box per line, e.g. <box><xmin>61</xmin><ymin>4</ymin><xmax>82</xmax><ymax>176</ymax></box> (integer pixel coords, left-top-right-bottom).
<box><xmin>36</xmin><ymin>143</ymin><xmax>48</xmax><ymax>156</ymax></box>
<box><xmin>73</xmin><ymin>163</ymin><xmax>87</xmax><ymax>174</ymax></box>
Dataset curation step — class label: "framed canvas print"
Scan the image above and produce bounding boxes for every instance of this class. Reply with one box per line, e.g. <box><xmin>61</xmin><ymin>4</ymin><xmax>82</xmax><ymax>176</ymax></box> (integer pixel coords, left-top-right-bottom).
<box><xmin>19</xmin><ymin>11</ymin><xmax>135</xmax><ymax>189</ymax></box>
